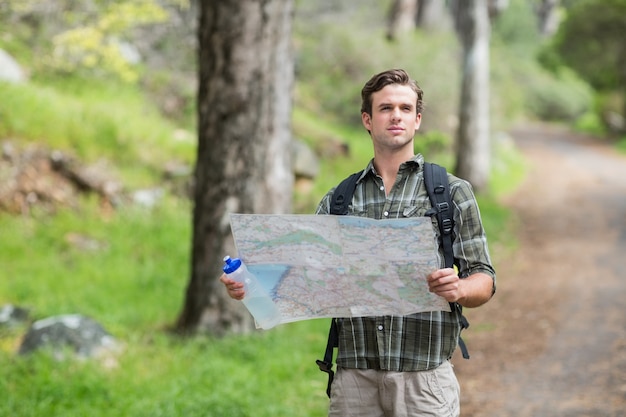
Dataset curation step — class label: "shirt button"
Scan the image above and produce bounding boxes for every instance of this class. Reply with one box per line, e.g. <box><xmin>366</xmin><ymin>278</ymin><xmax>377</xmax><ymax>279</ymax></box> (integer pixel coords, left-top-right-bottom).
<box><xmin>377</xmin><ymin>325</ymin><xmax>383</xmax><ymax>331</ymax></box>
<box><xmin>379</xmin><ymin>185</ymin><xmax>384</xmax><ymax>191</ymax></box>
<box><xmin>383</xmin><ymin>211</ymin><xmax>389</xmax><ymax>217</ymax></box>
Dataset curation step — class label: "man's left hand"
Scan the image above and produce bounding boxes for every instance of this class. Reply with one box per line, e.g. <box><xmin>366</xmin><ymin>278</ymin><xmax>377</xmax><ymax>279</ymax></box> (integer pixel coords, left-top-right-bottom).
<box><xmin>427</xmin><ymin>268</ymin><xmax>462</xmax><ymax>303</ymax></box>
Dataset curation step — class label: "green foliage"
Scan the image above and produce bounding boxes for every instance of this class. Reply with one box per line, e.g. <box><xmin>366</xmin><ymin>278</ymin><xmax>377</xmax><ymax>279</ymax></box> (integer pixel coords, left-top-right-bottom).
<box><xmin>617</xmin><ymin>137</ymin><xmax>626</xmax><ymax>154</ymax></box>
<box><xmin>525</xmin><ymin>67</ymin><xmax>594</xmax><ymax>121</ymax></box>
<box><xmin>50</xmin><ymin>2</ymin><xmax>169</xmax><ymax>82</ymax></box>
<box><xmin>491</xmin><ymin>0</ymin><xmax>542</xmax><ymax>55</ymax></box>
<box><xmin>294</xmin><ymin>23</ymin><xmax>461</xmax><ymax>134</ymax></box>
<box><xmin>552</xmin><ymin>0</ymin><xmax>626</xmax><ymax>92</ymax></box>
<box><xmin>0</xmin><ymin>0</ymin><xmax>186</xmax><ymax>83</ymax></box>
<box><xmin>536</xmin><ymin>0</ymin><xmax>626</xmax><ymax>133</ymax></box>
<box><xmin>489</xmin><ymin>134</ymin><xmax>528</xmax><ymax>198</ymax></box>
<box><xmin>414</xmin><ymin>130</ymin><xmax>452</xmax><ymax>156</ymax></box>
<box><xmin>489</xmin><ymin>0</ymin><xmax>612</xmax><ymax>125</ymax></box>
<box><xmin>298</xmin><ymin>0</ymin><xmax>597</xmax><ymax>130</ymax></box>
<box><xmin>574</xmin><ymin>111</ymin><xmax>607</xmax><ymax>136</ymax></box>
<box><xmin>490</xmin><ymin>38</ymin><xmax>594</xmax><ymax>123</ymax></box>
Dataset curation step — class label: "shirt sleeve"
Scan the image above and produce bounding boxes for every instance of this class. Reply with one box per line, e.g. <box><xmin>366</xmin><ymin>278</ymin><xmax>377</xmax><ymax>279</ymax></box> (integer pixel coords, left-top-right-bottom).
<box><xmin>314</xmin><ymin>190</ymin><xmax>334</xmax><ymax>215</ymax></box>
<box><xmin>449</xmin><ymin>176</ymin><xmax>497</xmax><ymax>289</ymax></box>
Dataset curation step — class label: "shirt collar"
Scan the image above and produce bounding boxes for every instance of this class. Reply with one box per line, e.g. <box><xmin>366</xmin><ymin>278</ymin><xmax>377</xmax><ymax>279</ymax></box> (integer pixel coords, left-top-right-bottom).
<box><xmin>361</xmin><ymin>154</ymin><xmax>425</xmax><ymax>181</ymax></box>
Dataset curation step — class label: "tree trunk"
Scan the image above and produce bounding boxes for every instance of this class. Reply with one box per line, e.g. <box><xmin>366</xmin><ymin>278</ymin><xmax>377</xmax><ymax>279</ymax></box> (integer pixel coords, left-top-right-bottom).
<box><xmin>451</xmin><ymin>0</ymin><xmax>491</xmax><ymax>192</ymax></box>
<box><xmin>176</xmin><ymin>0</ymin><xmax>294</xmax><ymax>336</ymax></box>
<box><xmin>386</xmin><ymin>0</ymin><xmax>418</xmax><ymax>40</ymax></box>
<box><xmin>416</xmin><ymin>0</ymin><xmax>452</xmax><ymax>31</ymax></box>
<box><xmin>535</xmin><ymin>0</ymin><xmax>561</xmax><ymax>38</ymax></box>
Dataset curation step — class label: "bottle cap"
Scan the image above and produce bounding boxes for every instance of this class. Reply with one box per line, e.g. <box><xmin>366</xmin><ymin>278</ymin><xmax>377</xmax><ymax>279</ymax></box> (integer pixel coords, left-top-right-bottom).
<box><xmin>222</xmin><ymin>255</ymin><xmax>242</xmax><ymax>274</ymax></box>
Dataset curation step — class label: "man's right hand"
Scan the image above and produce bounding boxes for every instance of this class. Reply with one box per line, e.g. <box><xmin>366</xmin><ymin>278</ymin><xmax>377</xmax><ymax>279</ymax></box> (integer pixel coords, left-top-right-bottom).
<box><xmin>219</xmin><ymin>273</ymin><xmax>246</xmax><ymax>300</ymax></box>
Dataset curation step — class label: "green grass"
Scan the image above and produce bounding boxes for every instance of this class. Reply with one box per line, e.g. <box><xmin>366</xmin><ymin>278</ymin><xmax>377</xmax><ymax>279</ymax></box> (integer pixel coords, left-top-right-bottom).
<box><xmin>0</xmin><ymin>197</ymin><xmax>191</xmax><ymax>328</ymax></box>
<box><xmin>1</xmin><ymin>320</ymin><xmax>332</xmax><ymax>417</ymax></box>
<box><xmin>0</xmin><ymin>79</ymin><xmax>195</xmax><ymax>187</ymax></box>
<box><xmin>0</xmin><ymin>195</ymin><xmax>333</xmax><ymax>417</ymax></box>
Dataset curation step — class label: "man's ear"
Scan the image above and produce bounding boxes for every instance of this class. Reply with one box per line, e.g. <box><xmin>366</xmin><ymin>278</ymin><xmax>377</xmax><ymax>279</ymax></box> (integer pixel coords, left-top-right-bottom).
<box><xmin>415</xmin><ymin>112</ymin><xmax>422</xmax><ymax>129</ymax></box>
<box><xmin>362</xmin><ymin>112</ymin><xmax>372</xmax><ymax>131</ymax></box>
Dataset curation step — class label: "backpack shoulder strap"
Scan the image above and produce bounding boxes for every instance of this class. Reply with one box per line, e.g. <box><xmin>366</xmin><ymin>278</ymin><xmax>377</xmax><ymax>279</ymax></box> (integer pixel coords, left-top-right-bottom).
<box><xmin>423</xmin><ymin>162</ymin><xmax>454</xmax><ymax>268</ymax></box>
<box><xmin>317</xmin><ymin>171</ymin><xmax>361</xmax><ymax>397</ymax></box>
<box><xmin>316</xmin><ymin>318</ymin><xmax>338</xmax><ymax>398</ymax></box>
<box><xmin>329</xmin><ymin>171</ymin><xmax>362</xmax><ymax>215</ymax></box>
<box><xmin>423</xmin><ymin>162</ymin><xmax>471</xmax><ymax>360</ymax></box>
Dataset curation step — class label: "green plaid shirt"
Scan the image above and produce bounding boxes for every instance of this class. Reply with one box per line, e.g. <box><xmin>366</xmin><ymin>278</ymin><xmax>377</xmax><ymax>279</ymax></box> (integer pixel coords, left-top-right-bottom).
<box><xmin>315</xmin><ymin>154</ymin><xmax>496</xmax><ymax>371</ymax></box>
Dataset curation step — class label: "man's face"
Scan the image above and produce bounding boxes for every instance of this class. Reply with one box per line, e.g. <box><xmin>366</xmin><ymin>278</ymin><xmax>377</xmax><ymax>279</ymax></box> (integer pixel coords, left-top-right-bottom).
<box><xmin>362</xmin><ymin>84</ymin><xmax>422</xmax><ymax>153</ymax></box>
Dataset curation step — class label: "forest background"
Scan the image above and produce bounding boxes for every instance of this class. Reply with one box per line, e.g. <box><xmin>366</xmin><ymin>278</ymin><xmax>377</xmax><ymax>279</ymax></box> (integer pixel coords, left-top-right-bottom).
<box><xmin>0</xmin><ymin>0</ymin><xmax>624</xmax><ymax>416</ymax></box>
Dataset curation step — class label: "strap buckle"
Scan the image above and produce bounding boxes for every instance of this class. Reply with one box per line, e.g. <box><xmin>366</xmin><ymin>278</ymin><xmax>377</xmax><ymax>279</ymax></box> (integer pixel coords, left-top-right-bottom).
<box><xmin>316</xmin><ymin>360</ymin><xmax>335</xmax><ymax>398</ymax></box>
<box><xmin>316</xmin><ymin>359</ymin><xmax>332</xmax><ymax>373</ymax></box>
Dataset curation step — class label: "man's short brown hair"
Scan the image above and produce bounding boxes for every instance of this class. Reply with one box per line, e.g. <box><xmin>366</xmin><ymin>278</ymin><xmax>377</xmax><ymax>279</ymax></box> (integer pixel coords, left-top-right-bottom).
<box><xmin>360</xmin><ymin>69</ymin><xmax>424</xmax><ymax>116</ymax></box>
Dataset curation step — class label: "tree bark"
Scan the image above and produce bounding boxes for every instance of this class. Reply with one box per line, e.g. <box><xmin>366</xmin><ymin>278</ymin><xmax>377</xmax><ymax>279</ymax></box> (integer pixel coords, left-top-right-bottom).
<box><xmin>176</xmin><ymin>0</ymin><xmax>294</xmax><ymax>336</ymax></box>
<box><xmin>386</xmin><ymin>0</ymin><xmax>418</xmax><ymax>40</ymax></box>
<box><xmin>535</xmin><ymin>0</ymin><xmax>561</xmax><ymax>38</ymax></box>
<box><xmin>451</xmin><ymin>0</ymin><xmax>491</xmax><ymax>192</ymax></box>
<box><xmin>416</xmin><ymin>0</ymin><xmax>452</xmax><ymax>31</ymax></box>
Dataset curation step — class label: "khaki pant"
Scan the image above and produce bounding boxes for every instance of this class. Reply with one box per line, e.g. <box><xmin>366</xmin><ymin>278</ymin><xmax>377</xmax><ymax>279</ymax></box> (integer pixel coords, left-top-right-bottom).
<box><xmin>328</xmin><ymin>361</ymin><xmax>460</xmax><ymax>417</ymax></box>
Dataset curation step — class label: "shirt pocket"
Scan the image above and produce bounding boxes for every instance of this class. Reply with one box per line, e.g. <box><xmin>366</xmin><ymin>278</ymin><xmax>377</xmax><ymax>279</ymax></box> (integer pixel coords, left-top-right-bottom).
<box><xmin>348</xmin><ymin>210</ymin><xmax>371</xmax><ymax>218</ymax></box>
<box><xmin>402</xmin><ymin>205</ymin><xmax>429</xmax><ymax>218</ymax></box>
<box><xmin>403</xmin><ymin>204</ymin><xmax>440</xmax><ymax>238</ymax></box>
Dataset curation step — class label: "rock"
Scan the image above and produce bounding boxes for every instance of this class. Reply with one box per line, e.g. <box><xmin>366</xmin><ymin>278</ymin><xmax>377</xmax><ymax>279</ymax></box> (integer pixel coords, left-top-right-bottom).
<box><xmin>18</xmin><ymin>314</ymin><xmax>119</xmax><ymax>359</ymax></box>
<box><xmin>64</xmin><ymin>232</ymin><xmax>108</xmax><ymax>252</ymax></box>
<box><xmin>162</xmin><ymin>161</ymin><xmax>193</xmax><ymax>198</ymax></box>
<box><xmin>131</xmin><ymin>187</ymin><xmax>165</xmax><ymax>208</ymax></box>
<box><xmin>292</xmin><ymin>139</ymin><xmax>320</xmax><ymax>179</ymax></box>
<box><xmin>604</xmin><ymin>110</ymin><xmax>624</xmax><ymax>133</ymax></box>
<box><xmin>0</xmin><ymin>142</ymin><xmax>123</xmax><ymax>214</ymax></box>
<box><xmin>0</xmin><ymin>304</ymin><xmax>30</xmax><ymax>328</ymax></box>
<box><xmin>0</xmin><ymin>49</ymin><xmax>26</xmax><ymax>83</ymax></box>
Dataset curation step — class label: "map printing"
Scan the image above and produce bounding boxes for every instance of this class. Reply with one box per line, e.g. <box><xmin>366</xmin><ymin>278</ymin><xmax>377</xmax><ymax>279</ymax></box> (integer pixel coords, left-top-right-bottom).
<box><xmin>229</xmin><ymin>214</ymin><xmax>451</xmax><ymax>325</ymax></box>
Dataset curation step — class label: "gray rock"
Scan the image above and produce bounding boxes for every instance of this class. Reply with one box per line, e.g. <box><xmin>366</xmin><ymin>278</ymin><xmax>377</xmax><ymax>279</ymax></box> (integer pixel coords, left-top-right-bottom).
<box><xmin>292</xmin><ymin>139</ymin><xmax>320</xmax><ymax>179</ymax></box>
<box><xmin>0</xmin><ymin>304</ymin><xmax>30</xmax><ymax>327</ymax></box>
<box><xmin>132</xmin><ymin>187</ymin><xmax>165</xmax><ymax>208</ymax></box>
<box><xmin>18</xmin><ymin>314</ymin><xmax>118</xmax><ymax>358</ymax></box>
<box><xmin>0</xmin><ymin>49</ymin><xmax>26</xmax><ymax>83</ymax></box>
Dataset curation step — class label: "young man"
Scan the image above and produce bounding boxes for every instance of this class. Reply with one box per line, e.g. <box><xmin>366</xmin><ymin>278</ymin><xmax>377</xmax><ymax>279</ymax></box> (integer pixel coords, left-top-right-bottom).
<box><xmin>221</xmin><ymin>68</ymin><xmax>495</xmax><ymax>416</ymax></box>
<box><xmin>313</xmin><ymin>69</ymin><xmax>496</xmax><ymax>417</ymax></box>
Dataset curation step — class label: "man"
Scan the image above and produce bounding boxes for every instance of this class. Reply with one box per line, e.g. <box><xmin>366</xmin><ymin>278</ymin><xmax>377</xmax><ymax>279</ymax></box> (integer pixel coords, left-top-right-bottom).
<box><xmin>221</xmin><ymin>69</ymin><xmax>495</xmax><ymax>416</ymax></box>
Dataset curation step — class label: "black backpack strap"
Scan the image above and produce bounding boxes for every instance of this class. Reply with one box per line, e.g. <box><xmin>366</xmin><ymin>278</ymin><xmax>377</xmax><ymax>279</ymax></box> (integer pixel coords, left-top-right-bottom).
<box><xmin>423</xmin><ymin>162</ymin><xmax>454</xmax><ymax>268</ymax></box>
<box><xmin>316</xmin><ymin>318</ymin><xmax>338</xmax><ymax>398</ymax></box>
<box><xmin>329</xmin><ymin>171</ymin><xmax>362</xmax><ymax>215</ymax></box>
<box><xmin>423</xmin><ymin>162</ymin><xmax>470</xmax><ymax>360</ymax></box>
<box><xmin>316</xmin><ymin>171</ymin><xmax>362</xmax><ymax>398</ymax></box>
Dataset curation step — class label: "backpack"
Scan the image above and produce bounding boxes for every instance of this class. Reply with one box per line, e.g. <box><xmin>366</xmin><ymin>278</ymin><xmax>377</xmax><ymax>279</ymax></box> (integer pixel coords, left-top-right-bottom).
<box><xmin>316</xmin><ymin>162</ymin><xmax>470</xmax><ymax>398</ymax></box>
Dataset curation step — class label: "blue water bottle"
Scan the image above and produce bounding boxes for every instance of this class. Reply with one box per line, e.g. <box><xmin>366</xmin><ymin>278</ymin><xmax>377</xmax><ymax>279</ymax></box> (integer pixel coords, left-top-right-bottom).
<box><xmin>223</xmin><ymin>256</ymin><xmax>281</xmax><ymax>329</ymax></box>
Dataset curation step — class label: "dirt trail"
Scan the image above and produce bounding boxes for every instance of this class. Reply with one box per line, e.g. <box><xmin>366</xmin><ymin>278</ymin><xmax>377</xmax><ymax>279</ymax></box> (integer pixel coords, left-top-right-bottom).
<box><xmin>454</xmin><ymin>124</ymin><xmax>626</xmax><ymax>417</ymax></box>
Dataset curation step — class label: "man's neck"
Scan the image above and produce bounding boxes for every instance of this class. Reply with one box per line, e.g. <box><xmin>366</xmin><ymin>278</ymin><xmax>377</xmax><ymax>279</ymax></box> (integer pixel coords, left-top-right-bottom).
<box><xmin>373</xmin><ymin>151</ymin><xmax>415</xmax><ymax>194</ymax></box>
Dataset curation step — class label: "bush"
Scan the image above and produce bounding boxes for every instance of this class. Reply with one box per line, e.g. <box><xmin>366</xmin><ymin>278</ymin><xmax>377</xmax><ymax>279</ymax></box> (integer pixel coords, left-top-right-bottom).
<box><xmin>574</xmin><ymin>112</ymin><xmax>607</xmax><ymax>136</ymax></box>
<box><xmin>525</xmin><ymin>68</ymin><xmax>593</xmax><ymax>121</ymax></box>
